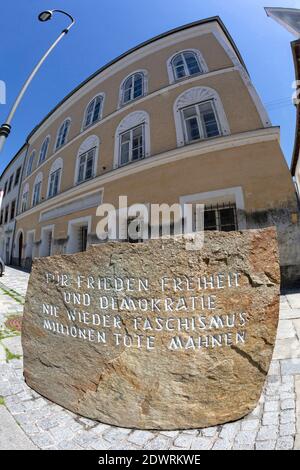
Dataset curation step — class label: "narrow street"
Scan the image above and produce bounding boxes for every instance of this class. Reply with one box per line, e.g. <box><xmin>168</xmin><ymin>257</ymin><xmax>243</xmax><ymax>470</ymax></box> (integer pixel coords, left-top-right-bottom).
<box><xmin>0</xmin><ymin>266</ymin><xmax>299</xmax><ymax>450</ymax></box>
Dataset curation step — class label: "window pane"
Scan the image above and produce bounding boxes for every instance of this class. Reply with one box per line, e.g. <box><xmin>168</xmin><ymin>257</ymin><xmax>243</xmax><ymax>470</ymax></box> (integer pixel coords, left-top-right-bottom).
<box><xmin>132</xmin><ymin>126</ymin><xmax>144</xmax><ymax>160</ymax></box>
<box><xmin>133</xmin><ymin>74</ymin><xmax>143</xmax><ymax>98</ymax></box>
<box><xmin>204</xmin><ymin>210</ymin><xmax>217</xmax><ymax>230</ymax></box>
<box><xmin>78</xmin><ymin>154</ymin><xmax>86</xmax><ymax>183</ymax></box>
<box><xmin>120</xmin><ymin>142</ymin><xmax>130</xmax><ymax>165</ymax></box>
<box><xmin>85</xmin><ymin>101</ymin><xmax>94</xmax><ymax>127</ymax></box>
<box><xmin>185</xmin><ymin>117</ymin><xmax>200</xmax><ymax>141</ymax></box>
<box><xmin>123</xmin><ymin>77</ymin><xmax>132</xmax><ymax>103</ymax></box>
<box><xmin>184</xmin><ymin>52</ymin><xmax>201</xmax><ymax>75</ymax></box>
<box><xmin>173</xmin><ymin>54</ymin><xmax>186</xmax><ymax>79</ymax></box>
<box><xmin>92</xmin><ymin>97</ymin><xmax>102</xmax><ymax>122</ymax></box>
<box><xmin>85</xmin><ymin>151</ymin><xmax>94</xmax><ymax>180</ymax></box>
<box><xmin>219</xmin><ymin>208</ymin><xmax>236</xmax><ymax>231</ymax></box>
<box><xmin>199</xmin><ymin>102</ymin><xmax>220</xmax><ymax>138</ymax></box>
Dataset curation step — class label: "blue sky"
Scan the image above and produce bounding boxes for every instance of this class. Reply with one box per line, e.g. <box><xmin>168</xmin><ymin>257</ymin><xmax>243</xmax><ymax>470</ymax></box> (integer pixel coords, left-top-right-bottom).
<box><xmin>0</xmin><ymin>0</ymin><xmax>299</xmax><ymax>173</ymax></box>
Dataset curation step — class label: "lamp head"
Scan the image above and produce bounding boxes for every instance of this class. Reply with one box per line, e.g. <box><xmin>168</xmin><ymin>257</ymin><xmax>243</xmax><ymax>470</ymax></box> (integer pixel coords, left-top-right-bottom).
<box><xmin>38</xmin><ymin>10</ymin><xmax>53</xmax><ymax>22</ymax></box>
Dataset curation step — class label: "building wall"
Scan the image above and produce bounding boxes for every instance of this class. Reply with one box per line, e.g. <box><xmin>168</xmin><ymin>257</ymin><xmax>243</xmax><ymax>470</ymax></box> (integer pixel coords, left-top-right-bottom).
<box><xmin>0</xmin><ymin>147</ymin><xmax>26</xmax><ymax>265</ymax></box>
<box><xmin>9</xmin><ymin>20</ymin><xmax>300</xmax><ymax>285</ymax></box>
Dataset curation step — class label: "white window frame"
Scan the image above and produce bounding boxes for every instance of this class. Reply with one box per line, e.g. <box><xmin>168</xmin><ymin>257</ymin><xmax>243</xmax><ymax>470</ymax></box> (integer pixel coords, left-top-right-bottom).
<box><xmin>54</xmin><ymin>118</ymin><xmax>71</xmax><ymax>151</ymax></box>
<box><xmin>39</xmin><ymin>225</ymin><xmax>54</xmax><ymax>258</ymax></box>
<box><xmin>38</xmin><ymin>136</ymin><xmax>50</xmax><ymax>165</ymax></box>
<box><xmin>82</xmin><ymin>93</ymin><xmax>105</xmax><ymax>130</ymax></box>
<box><xmin>167</xmin><ymin>49</ymin><xmax>208</xmax><ymax>84</ymax></box>
<box><xmin>47</xmin><ymin>158</ymin><xmax>63</xmax><ymax>199</ymax></box>
<box><xmin>20</xmin><ymin>183</ymin><xmax>29</xmax><ymax>213</ymax></box>
<box><xmin>25</xmin><ymin>230</ymin><xmax>36</xmax><ymax>259</ymax></box>
<box><xmin>114</xmin><ymin>111</ymin><xmax>150</xmax><ymax>169</ymax></box>
<box><xmin>174</xmin><ymin>86</ymin><xmax>230</xmax><ymax>147</ymax></box>
<box><xmin>181</xmin><ymin>100</ymin><xmax>221</xmax><ymax>144</ymax></box>
<box><xmin>66</xmin><ymin>216</ymin><xmax>92</xmax><ymax>254</ymax></box>
<box><xmin>119</xmin><ymin>70</ymin><xmax>148</xmax><ymax>107</ymax></box>
<box><xmin>74</xmin><ymin>135</ymin><xmax>100</xmax><ymax>185</ymax></box>
<box><xmin>26</xmin><ymin>151</ymin><xmax>36</xmax><ymax>177</ymax></box>
<box><xmin>31</xmin><ymin>172</ymin><xmax>43</xmax><ymax>207</ymax></box>
<box><xmin>119</xmin><ymin>124</ymin><xmax>145</xmax><ymax>167</ymax></box>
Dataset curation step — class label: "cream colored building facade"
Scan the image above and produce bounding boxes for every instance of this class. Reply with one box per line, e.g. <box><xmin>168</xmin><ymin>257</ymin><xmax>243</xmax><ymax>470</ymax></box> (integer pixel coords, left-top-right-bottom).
<box><xmin>6</xmin><ymin>17</ymin><xmax>300</xmax><ymax>284</ymax></box>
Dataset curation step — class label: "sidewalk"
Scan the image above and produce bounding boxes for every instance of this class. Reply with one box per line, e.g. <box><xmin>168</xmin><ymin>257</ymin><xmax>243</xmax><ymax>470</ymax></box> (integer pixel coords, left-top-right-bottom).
<box><xmin>0</xmin><ymin>266</ymin><xmax>299</xmax><ymax>450</ymax></box>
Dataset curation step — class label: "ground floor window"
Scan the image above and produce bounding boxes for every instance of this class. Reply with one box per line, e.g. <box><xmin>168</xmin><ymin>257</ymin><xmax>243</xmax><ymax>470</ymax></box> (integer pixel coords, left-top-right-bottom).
<box><xmin>78</xmin><ymin>225</ymin><xmax>88</xmax><ymax>252</ymax></box>
<box><xmin>204</xmin><ymin>203</ymin><xmax>237</xmax><ymax>232</ymax></box>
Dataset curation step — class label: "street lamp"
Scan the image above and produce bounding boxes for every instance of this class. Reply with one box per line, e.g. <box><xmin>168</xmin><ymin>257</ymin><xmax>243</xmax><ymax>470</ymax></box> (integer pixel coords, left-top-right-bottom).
<box><xmin>0</xmin><ymin>9</ymin><xmax>75</xmax><ymax>152</ymax></box>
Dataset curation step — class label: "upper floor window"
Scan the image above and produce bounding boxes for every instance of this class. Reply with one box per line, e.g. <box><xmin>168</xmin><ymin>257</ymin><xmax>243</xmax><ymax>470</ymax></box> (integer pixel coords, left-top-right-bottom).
<box><xmin>120</xmin><ymin>125</ymin><xmax>144</xmax><ymax>166</ymax></box>
<box><xmin>3</xmin><ymin>181</ymin><xmax>7</xmax><ymax>197</ymax></box>
<box><xmin>174</xmin><ymin>87</ymin><xmax>230</xmax><ymax>147</ymax></box>
<box><xmin>83</xmin><ymin>95</ymin><xmax>103</xmax><ymax>129</ymax></box>
<box><xmin>168</xmin><ymin>50</ymin><xmax>208</xmax><ymax>84</ymax></box>
<box><xmin>27</xmin><ymin>151</ymin><xmax>35</xmax><ymax>177</ymax></box>
<box><xmin>114</xmin><ymin>111</ymin><xmax>150</xmax><ymax>169</ymax></box>
<box><xmin>21</xmin><ymin>190</ymin><xmax>29</xmax><ymax>213</ymax></box>
<box><xmin>10</xmin><ymin>200</ymin><xmax>16</xmax><ymax>221</ymax></box>
<box><xmin>77</xmin><ymin>148</ymin><xmax>96</xmax><ymax>184</ymax></box>
<box><xmin>47</xmin><ymin>158</ymin><xmax>63</xmax><ymax>198</ymax></box>
<box><xmin>55</xmin><ymin>119</ymin><xmax>71</xmax><ymax>150</ymax></box>
<box><xmin>0</xmin><ymin>210</ymin><xmax>3</xmax><ymax>225</ymax></box>
<box><xmin>14</xmin><ymin>167</ymin><xmax>21</xmax><ymax>187</ymax></box>
<box><xmin>32</xmin><ymin>173</ymin><xmax>43</xmax><ymax>207</ymax></box>
<box><xmin>182</xmin><ymin>101</ymin><xmax>220</xmax><ymax>143</ymax></box>
<box><xmin>121</xmin><ymin>72</ymin><xmax>145</xmax><ymax>105</ymax></box>
<box><xmin>4</xmin><ymin>205</ymin><xmax>9</xmax><ymax>224</ymax></box>
<box><xmin>39</xmin><ymin>137</ymin><xmax>50</xmax><ymax>165</ymax></box>
<box><xmin>8</xmin><ymin>174</ymin><xmax>13</xmax><ymax>193</ymax></box>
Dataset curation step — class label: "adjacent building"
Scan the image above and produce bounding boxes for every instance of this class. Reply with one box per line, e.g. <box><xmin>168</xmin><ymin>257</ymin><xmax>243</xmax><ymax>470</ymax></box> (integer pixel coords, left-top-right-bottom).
<box><xmin>1</xmin><ymin>16</ymin><xmax>300</xmax><ymax>284</ymax></box>
<box><xmin>0</xmin><ymin>145</ymin><xmax>27</xmax><ymax>265</ymax></box>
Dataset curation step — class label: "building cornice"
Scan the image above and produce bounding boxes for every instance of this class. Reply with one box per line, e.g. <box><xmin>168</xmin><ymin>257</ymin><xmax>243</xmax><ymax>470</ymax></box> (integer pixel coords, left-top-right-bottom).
<box><xmin>16</xmin><ymin>126</ymin><xmax>280</xmax><ymax>221</ymax></box>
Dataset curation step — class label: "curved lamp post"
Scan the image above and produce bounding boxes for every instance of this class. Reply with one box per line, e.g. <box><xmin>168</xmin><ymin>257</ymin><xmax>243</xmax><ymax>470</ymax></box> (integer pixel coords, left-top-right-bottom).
<box><xmin>0</xmin><ymin>9</ymin><xmax>75</xmax><ymax>152</ymax></box>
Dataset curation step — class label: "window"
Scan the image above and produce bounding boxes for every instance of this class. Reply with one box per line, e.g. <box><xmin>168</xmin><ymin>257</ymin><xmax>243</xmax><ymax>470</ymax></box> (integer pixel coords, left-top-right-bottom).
<box><xmin>79</xmin><ymin>226</ymin><xmax>88</xmax><ymax>252</ymax></box>
<box><xmin>27</xmin><ymin>151</ymin><xmax>35</xmax><ymax>176</ymax></box>
<box><xmin>83</xmin><ymin>96</ymin><xmax>103</xmax><ymax>128</ymax></box>
<box><xmin>4</xmin><ymin>205</ymin><xmax>9</xmax><ymax>224</ymax></box>
<box><xmin>0</xmin><ymin>210</ymin><xmax>3</xmax><ymax>225</ymax></box>
<box><xmin>182</xmin><ymin>101</ymin><xmax>220</xmax><ymax>143</ymax></box>
<box><xmin>121</xmin><ymin>73</ymin><xmax>144</xmax><ymax>105</ymax></box>
<box><xmin>32</xmin><ymin>182</ymin><xmax>41</xmax><ymax>207</ymax></box>
<box><xmin>119</xmin><ymin>125</ymin><xmax>144</xmax><ymax>166</ymax></box>
<box><xmin>204</xmin><ymin>204</ymin><xmax>237</xmax><ymax>232</ymax></box>
<box><xmin>14</xmin><ymin>167</ymin><xmax>21</xmax><ymax>186</ymax></box>
<box><xmin>21</xmin><ymin>191</ymin><xmax>29</xmax><ymax>212</ymax></box>
<box><xmin>3</xmin><ymin>181</ymin><xmax>7</xmax><ymax>197</ymax></box>
<box><xmin>55</xmin><ymin>119</ymin><xmax>70</xmax><ymax>150</ymax></box>
<box><xmin>48</xmin><ymin>169</ymin><xmax>61</xmax><ymax>198</ymax></box>
<box><xmin>172</xmin><ymin>51</ymin><xmax>202</xmax><ymax>81</ymax></box>
<box><xmin>10</xmin><ymin>200</ymin><xmax>16</xmax><ymax>221</ymax></box>
<box><xmin>39</xmin><ymin>137</ymin><xmax>50</xmax><ymax>165</ymax></box>
<box><xmin>77</xmin><ymin>148</ymin><xmax>96</xmax><ymax>184</ymax></box>
<box><xmin>8</xmin><ymin>174</ymin><xmax>13</xmax><ymax>193</ymax></box>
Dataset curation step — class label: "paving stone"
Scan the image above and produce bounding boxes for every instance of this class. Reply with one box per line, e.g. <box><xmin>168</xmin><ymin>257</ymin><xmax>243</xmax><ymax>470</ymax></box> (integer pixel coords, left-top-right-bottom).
<box><xmin>268</xmin><ymin>361</ymin><xmax>280</xmax><ymax>376</ymax></box>
<box><xmin>201</xmin><ymin>426</ymin><xmax>218</xmax><ymax>437</ymax></box>
<box><xmin>276</xmin><ymin>436</ymin><xmax>294</xmax><ymax>450</ymax></box>
<box><xmin>102</xmin><ymin>427</ymin><xmax>131</xmax><ymax>443</ymax></box>
<box><xmin>191</xmin><ymin>437</ymin><xmax>214</xmax><ymax>450</ymax></box>
<box><xmin>262</xmin><ymin>412</ymin><xmax>279</xmax><ymax>426</ymax></box>
<box><xmin>0</xmin><ymin>406</ymin><xmax>37</xmax><ymax>450</ymax></box>
<box><xmin>281</xmin><ymin>359</ymin><xmax>300</xmax><ymax>375</ymax></box>
<box><xmin>257</xmin><ymin>425</ymin><xmax>278</xmax><ymax>441</ymax></box>
<box><xmin>219</xmin><ymin>422</ymin><xmax>240</xmax><ymax>440</ymax></box>
<box><xmin>232</xmin><ymin>442</ymin><xmax>255</xmax><ymax>450</ymax></box>
<box><xmin>49</xmin><ymin>424</ymin><xmax>75</xmax><ymax>441</ymax></box>
<box><xmin>58</xmin><ymin>440</ymin><xmax>84</xmax><ymax>450</ymax></box>
<box><xmin>212</xmin><ymin>438</ymin><xmax>233</xmax><ymax>450</ymax></box>
<box><xmin>234</xmin><ymin>430</ymin><xmax>257</xmax><ymax>445</ymax></box>
<box><xmin>280</xmin><ymin>423</ymin><xmax>296</xmax><ymax>436</ymax></box>
<box><xmin>281</xmin><ymin>399</ymin><xmax>295</xmax><ymax>410</ymax></box>
<box><xmin>264</xmin><ymin>401</ymin><xmax>279</xmax><ymax>412</ymax></box>
<box><xmin>276</xmin><ymin>320</ymin><xmax>296</xmax><ymax>339</ymax></box>
<box><xmin>255</xmin><ymin>440</ymin><xmax>276</xmax><ymax>450</ymax></box>
<box><xmin>1</xmin><ymin>336</ymin><xmax>23</xmax><ymax>356</ymax></box>
<box><xmin>128</xmin><ymin>430</ymin><xmax>155</xmax><ymax>446</ymax></box>
<box><xmin>144</xmin><ymin>436</ymin><xmax>171</xmax><ymax>450</ymax></box>
<box><xmin>31</xmin><ymin>432</ymin><xmax>56</xmax><ymax>449</ymax></box>
<box><xmin>173</xmin><ymin>434</ymin><xmax>194</xmax><ymax>449</ymax></box>
<box><xmin>160</xmin><ymin>430</ymin><xmax>180</xmax><ymax>438</ymax></box>
<box><xmin>241</xmin><ymin>419</ymin><xmax>260</xmax><ymax>431</ymax></box>
<box><xmin>280</xmin><ymin>410</ymin><xmax>296</xmax><ymax>424</ymax></box>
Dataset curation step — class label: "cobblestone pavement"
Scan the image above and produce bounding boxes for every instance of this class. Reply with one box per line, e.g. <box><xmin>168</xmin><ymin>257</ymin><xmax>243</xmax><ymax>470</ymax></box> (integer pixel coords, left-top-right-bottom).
<box><xmin>0</xmin><ymin>266</ymin><xmax>300</xmax><ymax>450</ymax></box>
